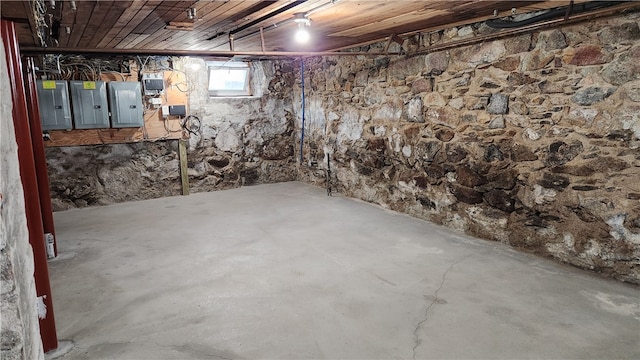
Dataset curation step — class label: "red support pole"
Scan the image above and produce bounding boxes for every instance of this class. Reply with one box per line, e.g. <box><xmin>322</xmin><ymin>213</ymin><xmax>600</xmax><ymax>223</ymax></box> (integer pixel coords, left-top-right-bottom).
<box><xmin>1</xmin><ymin>19</ymin><xmax>58</xmax><ymax>352</ymax></box>
<box><xmin>24</xmin><ymin>56</ymin><xmax>58</xmax><ymax>257</ymax></box>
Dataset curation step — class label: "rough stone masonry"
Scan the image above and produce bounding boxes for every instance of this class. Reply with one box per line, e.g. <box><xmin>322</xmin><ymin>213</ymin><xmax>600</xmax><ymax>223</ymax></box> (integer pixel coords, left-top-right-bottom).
<box><xmin>45</xmin><ymin>60</ymin><xmax>297</xmax><ymax>209</ymax></box>
<box><xmin>45</xmin><ymin>12</ymin><xmax>639</xmax><ymax>283</ymax></box>
<box><xmin>294</xmin><ymin>12</ymin><xmax>640</xmax><ymax>283</ymax></box>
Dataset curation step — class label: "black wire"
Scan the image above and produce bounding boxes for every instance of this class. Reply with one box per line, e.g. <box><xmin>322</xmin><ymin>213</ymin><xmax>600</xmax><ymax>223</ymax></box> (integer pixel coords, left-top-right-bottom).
<box><xmin>485</xmin><ymin>1</ymin><xmax>621</xmax><ymax>29</ymax></box>
<box><xmin>180</xmin><ymin>115</ymin><xmax>201</xmax><ymax>135</ymax></box>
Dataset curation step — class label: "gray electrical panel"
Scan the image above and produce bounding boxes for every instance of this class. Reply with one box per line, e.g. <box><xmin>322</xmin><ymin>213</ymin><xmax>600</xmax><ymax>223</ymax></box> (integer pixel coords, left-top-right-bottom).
<box><xmin>37</xmin><ymin>80</ymin><xmax>72</xmax><ymax>130</ymax></box>
<box><xmin>108</xmin><ymin>82</ymin><xmax>144</xmax><ymax>128</ymax></box>
<box><xmin>69</xmin><ymin>81</ymin><xmax>109</xmax><ymax>129</ymax></box>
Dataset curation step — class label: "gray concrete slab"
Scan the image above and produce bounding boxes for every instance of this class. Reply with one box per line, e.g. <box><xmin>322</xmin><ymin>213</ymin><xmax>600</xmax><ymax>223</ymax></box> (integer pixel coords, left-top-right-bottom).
<box><xmin>48</xmin><ymin>182</ymin><xmax>639</xmax><ymax>360</ymax></box>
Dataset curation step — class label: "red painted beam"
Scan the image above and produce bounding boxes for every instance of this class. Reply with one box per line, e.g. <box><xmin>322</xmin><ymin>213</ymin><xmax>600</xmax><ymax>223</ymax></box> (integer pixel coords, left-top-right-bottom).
<box><xmin>1</xmin><ymin>19</ymin><xmax>58</xmax><ymax>352</ymax></box>
<box><xmin>24</xmin><ymin>56</ymin><xmax>58</xmax><ymax>257</ymax></box>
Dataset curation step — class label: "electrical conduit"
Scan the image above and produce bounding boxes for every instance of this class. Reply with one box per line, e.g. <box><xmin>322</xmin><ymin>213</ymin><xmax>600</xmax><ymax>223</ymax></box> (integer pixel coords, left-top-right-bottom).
<box><xmin>299</xmin><ymin>58</ymin><xmax>305</xmax><ymax>163</ymax></box>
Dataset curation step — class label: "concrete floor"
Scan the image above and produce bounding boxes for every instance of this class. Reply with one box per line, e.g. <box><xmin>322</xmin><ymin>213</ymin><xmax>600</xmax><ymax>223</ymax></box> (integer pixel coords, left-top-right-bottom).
<box><xmin>48</xmin><ymin>182</ymin><xmax>639</xmax><ymax>360</ymax></box>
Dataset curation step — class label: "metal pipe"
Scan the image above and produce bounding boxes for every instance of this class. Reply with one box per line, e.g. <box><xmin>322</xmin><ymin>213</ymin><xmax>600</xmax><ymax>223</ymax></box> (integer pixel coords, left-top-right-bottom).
<box><xmin>24</xmin><ymin>56</ymin><xmax>58</xmax><ymax>258</ymax></box>
<box><xmin>299</xmin><ymin>58</ymin><xmax>305</xmax><ymax>163</ymax></box>
<box><xmin>229</xmin><ymin>0</ymin><xmax>307</xmax><ymax>36</ymax></box>
<box><xmin>326</xmin><ymin>154</ymin><xmax>331</xmax><ymax>197</ymax></box>
<box><xmin>1</xmin><ymin>19</ymin><xmax>58</xmax><ymax>353</ymax></box>
<box><xmin>231</xmin><ymin>0</ymin><xmax>340</xmax><ymax>45</ymax></box>
<box><xmin>206</xmin><ymin>0</ymin><xmax>308</xmax><ymax>44</ymax></box>
<box><xmin>230</xmin><ymin>18</ymin><xmax>293</xmax><ymax>44</ymax></box>
<box><xmin>486</xmin><ymin>0</ymin><xmax>616</xmax><ymax>28</ymax></box>
<box><xmin>19</xmin><ymin>46</ymin><xmax>402</xmax><ymax>57</ymax></box>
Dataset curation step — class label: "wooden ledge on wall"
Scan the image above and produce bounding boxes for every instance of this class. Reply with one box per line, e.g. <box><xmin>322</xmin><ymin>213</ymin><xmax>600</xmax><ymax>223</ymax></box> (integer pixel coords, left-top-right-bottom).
<box><xmin>42</xmin><ymin>126</ymin><xmax>188</xmax><ymax>147</ymax></box>
<box><xmin>43</xmin><ymin>128</ymin><xmax>143</xmax><ymax>147</ymax></box>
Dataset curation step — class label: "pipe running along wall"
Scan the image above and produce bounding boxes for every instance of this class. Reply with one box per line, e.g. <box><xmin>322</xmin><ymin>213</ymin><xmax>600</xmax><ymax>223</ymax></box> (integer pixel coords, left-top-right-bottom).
<box><xmin>485</xmin><ymin>1</ymin><xmax>623</xmax><ymax>29</ymax></box>
<box><xmin>24</xmin><ymin>56</ymin><xmax>58</xmax><ymax>258</ymax></box>
<box><xmin>299</xmin><ymin>58</ymin><xmax>306</xmax><ymax>163</ymax></box>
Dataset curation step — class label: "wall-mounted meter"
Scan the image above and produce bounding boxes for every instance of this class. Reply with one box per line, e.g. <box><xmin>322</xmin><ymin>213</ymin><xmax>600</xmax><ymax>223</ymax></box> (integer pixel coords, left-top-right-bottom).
<box><xmin>37</xmin><ymin>80</ymin><xmax>72</xmax><ymax>130</ymax></box>
<box><xmin>141</xmin><ymin>73</ymin><xmax>164</xmax><ymax>95</ymax></box>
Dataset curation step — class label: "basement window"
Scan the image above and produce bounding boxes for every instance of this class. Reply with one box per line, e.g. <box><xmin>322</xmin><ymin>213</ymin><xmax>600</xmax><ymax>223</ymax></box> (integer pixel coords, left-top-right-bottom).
<box><xmin>207</xmin><ymin>61</ymin><xmax>251</xmax><ymax>97</ymax></box>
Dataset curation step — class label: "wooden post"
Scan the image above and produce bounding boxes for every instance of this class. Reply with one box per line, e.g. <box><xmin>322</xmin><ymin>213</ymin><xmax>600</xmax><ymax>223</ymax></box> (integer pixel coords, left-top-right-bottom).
<box><xmin>179</xmin><ymin>139</ymin><xmax>189</xmax><ymax>195</ymax></box>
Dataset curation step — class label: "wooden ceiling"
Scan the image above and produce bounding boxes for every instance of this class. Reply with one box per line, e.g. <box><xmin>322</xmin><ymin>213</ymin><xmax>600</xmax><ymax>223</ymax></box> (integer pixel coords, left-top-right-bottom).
<box><xmin>2</xmin><ymin>0</ymin><xmax>590</xmax><ymax>53</ymax></box>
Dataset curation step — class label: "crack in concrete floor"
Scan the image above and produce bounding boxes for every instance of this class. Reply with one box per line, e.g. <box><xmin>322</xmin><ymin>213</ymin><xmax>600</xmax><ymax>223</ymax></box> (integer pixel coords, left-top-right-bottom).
<box><xmin>412</xmin><ymin>254</ymin><xmax>473</xmax><ymax>359</ymax></box>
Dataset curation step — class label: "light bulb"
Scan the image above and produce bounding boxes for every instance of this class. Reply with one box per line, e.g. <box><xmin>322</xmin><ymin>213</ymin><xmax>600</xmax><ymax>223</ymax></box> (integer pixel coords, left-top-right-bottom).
<box><xmin>187</xmin><ymin>8</ymin><xmax>197</xmax><ymax>20</ymax></box>
<box><xmin>294</xmin><ymin>26</ymin><xmax>310</xmax><ymax>44</ymax></box>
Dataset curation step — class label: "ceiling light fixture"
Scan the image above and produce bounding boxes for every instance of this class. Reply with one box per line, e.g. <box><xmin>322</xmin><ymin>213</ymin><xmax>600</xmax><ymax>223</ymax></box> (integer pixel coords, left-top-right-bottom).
<box><xmin>293</xmin><ymin>13</ymin><xmax>311</xmax><ymax>44</ymax></box>
<box><xmin>187</xmin><ymin>7</ymin><xmax>197</xmax><ymax>20</ymax></box>
<box><xmin>70</xmin><ymin>0</ymin><xmax>76</xmax><ymax>11</ymax></box>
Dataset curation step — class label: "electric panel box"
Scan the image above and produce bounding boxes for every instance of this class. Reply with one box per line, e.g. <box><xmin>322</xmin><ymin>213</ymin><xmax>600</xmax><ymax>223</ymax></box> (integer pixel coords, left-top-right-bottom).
<box><xmin>69</xmin><ymin>81</ymin><xmax>109</xmax><ymax>129</ymax></box>
<box><xmin>37</xmin><ymin>80</ymin><xmax>72</xmax><ymax>130</ymax></box>
<box><xmin>142</xmin><ymin>73</ymin><xmax>164</xmax><ymax>95</ymax></box>
<box><xmin>108</xmin><ymin>82</ymin><xmax>144</xmax><ymax>128</ymax></box>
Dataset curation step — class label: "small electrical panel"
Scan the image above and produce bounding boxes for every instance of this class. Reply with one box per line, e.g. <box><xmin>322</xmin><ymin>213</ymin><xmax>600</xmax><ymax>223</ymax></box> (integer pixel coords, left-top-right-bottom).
<box><xmin>37</xmin><ymin>80</ymin><xmax>72</xmax><ymax>130</ymax></box>
<box><xmin>69</xmin><ymin>81</ymin><xmax>109</xmax><ymax>129</ymax></box>
<box><xmin>161</xmin><ymin>105</ymin><xmax>187</xmax><ymax>117</ymax></box>
<box><xmin>169</xmin><ymin>105</ymin><xmax>186</xmax><ymax>116</ymax></box>
<box><xmin>142</xmin><ymin>73</ymin><xmax>164</xmax><ymax>95</ymax></box>
<box><xmin>108</xmin><ymin>82</ymin><xmax>144</xmax><ymax>128</ymax></box>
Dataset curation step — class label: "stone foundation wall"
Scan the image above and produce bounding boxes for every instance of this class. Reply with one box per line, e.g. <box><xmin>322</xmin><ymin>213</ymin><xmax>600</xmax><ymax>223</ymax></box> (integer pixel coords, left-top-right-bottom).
<box><xmin>1</xmin><ymin>40</ymin><xmax>44</xmax><ymax>360</ymax></box>
<box><xmin>46</xmin><ymin>141</ymin><xmax>182</xmax><ymax>210</ymax></box>
<box><xmin>46</xmin><ymin>59</ymin><xmax>297</xmax><ymax>210</ymax></box>
<box><xmin>294</xmin><ymin>13</ymin><xmax>640</xmax><ymax>283</ymax></box>
<box><xmin>181</xmin><ymin>59</ymin><xmax>297</xmax><ymax>191</ymax></box>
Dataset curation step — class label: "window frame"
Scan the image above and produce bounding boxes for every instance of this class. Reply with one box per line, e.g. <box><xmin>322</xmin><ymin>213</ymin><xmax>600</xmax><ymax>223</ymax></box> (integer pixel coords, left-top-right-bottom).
<box><xmin>207</xmin><ymin>60</ymin><xmax>252</xmax><ymax>97</ymax></box>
